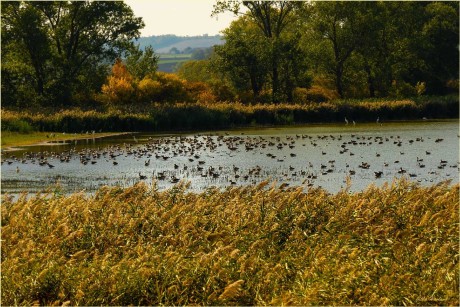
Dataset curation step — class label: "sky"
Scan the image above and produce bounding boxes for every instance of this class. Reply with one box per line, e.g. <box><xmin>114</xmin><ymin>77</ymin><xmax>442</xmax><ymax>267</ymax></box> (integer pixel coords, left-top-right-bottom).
<box><xmin>124</xmin><ymin>0</ymin><xmax>240</xmax><ymax>36</ymax></box>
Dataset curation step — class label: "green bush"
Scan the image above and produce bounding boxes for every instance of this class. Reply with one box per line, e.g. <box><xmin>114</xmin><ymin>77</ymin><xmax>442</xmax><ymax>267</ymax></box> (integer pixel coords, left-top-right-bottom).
<box><xmin>1</xmin><ymin>119</ymin><xmax>35</xmax><ymax>133</ymax></box>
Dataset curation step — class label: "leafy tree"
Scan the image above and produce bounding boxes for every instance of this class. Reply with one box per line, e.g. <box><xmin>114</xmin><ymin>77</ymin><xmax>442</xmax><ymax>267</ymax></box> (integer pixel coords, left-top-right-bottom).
<box><xmin>176</xmin><ymin>58</ymin><xmax>236</xmax><ymax>102</ymax></box>
<box><xmin>302</xmin><ymin>1</ymin><xmax>458</xmax><ymax>98</ymax></box>
<box><xmin>420</xmin><ymin>2</ymin><xmax>459</xmax><ymax>94</ymax></box>
<box><xmin>1</xmin><ymin>2</ymin><xmax>51</xmax><ymax>106</ymax></box>
<box><xmin>183</xmin><ymin>47</ymin><xmax>193</xmax><ymax>54</ymax></box>
<box><xmin>307</xmin><ymin>1</ymin><xmax>373</xmax><ymax>98</ymax></box>
<box><xmin>125</xmin><ymin>45</ymin><xmax>159</xmax><ymax>80</ymax></box>
<box><xmin>191</xmin><ymin>48</ymin><xmax>213</xmax><ymax>60</ymax></box>
<box><xmin>1</xmin><ymin>1</ymin><xmax>144</xmax><ymax>106</ymax></box>
<box><xmin>213</xmin><ymin>16</ymin><xmax>270</xmax><ymax>100</ymax></box>
<box><xmin>176</xmin><ymin>60</ymin><xmax>214</xmax><ymax>83</ymax></box>
<box><xmin>213</xmin><ymin>1</ymin><xmax>302</xmax><ymax>103</ymax></box>
<box><xmin>169</xmin><ymin>47</ymin><xmax>180</xmax><ymax>54</ymax></box>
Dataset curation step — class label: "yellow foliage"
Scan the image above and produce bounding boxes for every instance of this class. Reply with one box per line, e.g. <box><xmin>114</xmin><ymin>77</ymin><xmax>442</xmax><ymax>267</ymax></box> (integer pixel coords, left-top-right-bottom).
<box><xmin>306</xmin><ymin>85</ymin><xmax>339</xmax><ymax>102</ymax></box>
<box><xmin>137</xmin><ymin>77</ymin><xmax>161</xmax><ymax>102</ymax></box>
<box><xmin>101</xmin><ymin>59</ymin><xmax>135</xmax><ymax>105</ymax></box>
<box><xmin>218</xmin><ymin>280</ymin><xmax>245</xmax><ymax>302</ymax></box>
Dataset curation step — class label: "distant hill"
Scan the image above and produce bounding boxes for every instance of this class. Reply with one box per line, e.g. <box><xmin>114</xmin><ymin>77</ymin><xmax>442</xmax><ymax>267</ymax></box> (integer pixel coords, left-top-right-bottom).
<box><xmin>134</xmin><ymin>34</ymin><xmax>224</xmax><ymax>54</ymax></box>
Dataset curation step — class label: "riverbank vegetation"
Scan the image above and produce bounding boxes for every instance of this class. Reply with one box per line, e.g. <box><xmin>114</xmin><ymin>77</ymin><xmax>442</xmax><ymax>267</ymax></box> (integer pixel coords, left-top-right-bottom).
<box><xmin>2</xmin><ymin>179</ymin><xmax>458</xmax><ymax>305</ymax></box>
<box><xmin>2</xmin><ymin>95</ymin><xmax>458</xmax><ymax>134</ymax></box>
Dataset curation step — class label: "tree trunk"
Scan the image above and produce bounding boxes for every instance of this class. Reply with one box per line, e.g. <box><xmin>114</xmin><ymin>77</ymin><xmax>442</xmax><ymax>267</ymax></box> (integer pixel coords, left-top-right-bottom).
<box><xmin>364</xmin><ymin>63</ymin><xmax>375</xmax><ymax>97</ymax></box>
<box><xmin>335</xmin><ymin>66</ymin><xmax>344</xmax><ymax>98</ymax></box>
<box><xmin>272</xmin><ymin>65</ymin><xmax>280</xmax><ymax>103</ymax></box>
<box><xmin>249</xmin><ymin>73</ymin><xmax>260</xmax><ymax>98</ymax></box>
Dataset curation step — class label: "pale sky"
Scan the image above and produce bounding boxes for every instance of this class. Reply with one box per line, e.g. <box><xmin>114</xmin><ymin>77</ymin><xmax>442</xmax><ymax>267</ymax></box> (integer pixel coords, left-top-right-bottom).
<box><xmin>124</xmin><ymin>0</ymin><xmax>240</xmax><ymax>36</ymax></box>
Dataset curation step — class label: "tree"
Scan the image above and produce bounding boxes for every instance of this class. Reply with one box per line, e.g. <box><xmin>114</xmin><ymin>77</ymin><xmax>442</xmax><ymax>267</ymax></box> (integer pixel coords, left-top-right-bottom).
<box><xmin>1</xmin><ymin>2</ymin><xmax>51</xmax><ymax>105</ymax></box>
<box><xmin>307</xmin><ymin>1</ymin><xmax>372</xmax><ymax>98</ymax></box>
<box><xmin>101</xmin><ymin>58</ymin><xmax>135</xmax><ymax>106</ymax></box>
<box><xmin>212</xmin><ymin>16</ymin><xmax>270</xmax><ymax>100</ymax></box>
<box><xmin>169</xmin><ymin>47</ymin><xmax>180</xmax><ymax>54</ymax></box>
<box><xmin>420</xmin><ymin>2</ymin><xmax>459</xmax><ymax>94</ymax></box>
<box><xmin>213</xmin><ymin>1</ymin><xmax>302</xmax><ymax>103</ymax></box>
<box><xmin>125</xmin><ymin>45</ymin><xmax>159</xmax><ymax>80</ymax></box>
<box><xmin>302</xmin><ymin>1</ymin><xmax>459</xmax><ymax>98</ymax></box>
<box><xmin>1</xmin><ymin>1</ymin><xmax>144</xmax><ymax>106</ymax></box>
<box><xmin>176</xmin><ymin>60</ymin><xmax>214</xmax><ymax>83</ymax></box>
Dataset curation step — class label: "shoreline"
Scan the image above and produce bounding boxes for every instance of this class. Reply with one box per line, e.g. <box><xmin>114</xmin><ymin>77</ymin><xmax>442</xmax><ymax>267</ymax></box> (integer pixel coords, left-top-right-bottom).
<box><xmin>1</xmin><ymin>132</ymin><xmax>133</xmax><ymax>152</ymax></box>
<box><xmin>2</xmin><ymin>118</ymin><xmax>459</xmax><ymax>151</ymax></box>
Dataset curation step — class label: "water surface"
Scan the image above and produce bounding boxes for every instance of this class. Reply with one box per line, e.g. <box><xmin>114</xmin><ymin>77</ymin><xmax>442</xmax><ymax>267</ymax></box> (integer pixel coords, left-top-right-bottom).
<box><xmin>2</xmin><ymin>120</ymin><xmax>458</xmax><ymax>195</ymax></box>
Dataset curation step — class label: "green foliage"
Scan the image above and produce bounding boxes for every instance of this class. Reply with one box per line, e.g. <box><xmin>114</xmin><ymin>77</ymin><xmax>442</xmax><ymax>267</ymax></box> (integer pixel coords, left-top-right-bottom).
<box><xmin>125</xmin><ymin>45</ymin><xmax>159</xmax><ymax>80</ymax></box>
<box><xmin>213</xmin><ymin>16</ymin><xmax>270</xmax><ymax>100</ymax></box>
<box><xmin>301</xmin><ymin>1</ymin><xmax>459</xmax><ymax>98</ymax></box>
<box><xmin>1</xmin><ymin>1</ymin><xmax>144</xmax><ymax>107</ymax></box>
<box><xmin>176</xmin><ymin>60</ymin><xmax>213</xmax><ymax>83</ymax></box>
<box><xmin>1</xmin><ymin>119</ymin><xmax>35</xmax><ymax>134</ymax></box>
<box><xmin>213</xmin><ymin>1</ymin><xmax>304</xmax><ymax>103</ymax></box>
<box><xmin>2</xmin><ymin>1</ymin><xmax>458</xmax><ymax>108</ymax></box>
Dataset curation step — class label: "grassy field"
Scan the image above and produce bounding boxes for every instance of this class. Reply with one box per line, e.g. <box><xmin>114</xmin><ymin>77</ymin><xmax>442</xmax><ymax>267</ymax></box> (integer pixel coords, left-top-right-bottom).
<box><xmin>158</xmin><ymin>53</ymin><xmax>192</xmax><ymax>60</ymax></box>
<box><xmin>1</xmin><ymin>179</ymin><xmax>458</xmax><ymax>305</ymax></box>
<box><xmin>158</xmin><ymin>53</ymin><xmax>192</xmax><ymax>72</ymax></box>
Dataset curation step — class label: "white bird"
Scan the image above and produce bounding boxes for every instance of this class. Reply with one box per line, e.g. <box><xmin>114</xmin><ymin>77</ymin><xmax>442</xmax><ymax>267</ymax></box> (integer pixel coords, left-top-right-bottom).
<box><xmin>345</xmin><ymin>117</ymin><xmax>349</xmax><ymax>125</ymax></box>
<box><xmin>376</xmin><ymin>117</ymin><xmax>380</xmax><ymax>124</ymax></box>
<box><xmin>353</xmin><ymin>120</ymin><xmax>356</xmax><ymax>126</ymax></box>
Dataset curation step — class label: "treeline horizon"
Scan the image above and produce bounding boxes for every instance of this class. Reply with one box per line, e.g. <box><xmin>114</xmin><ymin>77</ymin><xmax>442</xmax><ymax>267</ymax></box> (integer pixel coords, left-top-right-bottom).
<box><xmin>1</xmin><ymin>1</ymin><xmax>458</xmax><ymax>110</ymax></box>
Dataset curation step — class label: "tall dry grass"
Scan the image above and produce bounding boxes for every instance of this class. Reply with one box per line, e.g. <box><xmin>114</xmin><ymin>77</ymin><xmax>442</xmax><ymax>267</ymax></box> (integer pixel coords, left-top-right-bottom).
<box><xmin>1</xmin><ymin>179</ymin><xmax>458</xmax><ymax>305</ymax></box>
<box><xmin>2</xmin><ymin>95</ymin><xmax>458</xmax><ymax>133</ymax></box>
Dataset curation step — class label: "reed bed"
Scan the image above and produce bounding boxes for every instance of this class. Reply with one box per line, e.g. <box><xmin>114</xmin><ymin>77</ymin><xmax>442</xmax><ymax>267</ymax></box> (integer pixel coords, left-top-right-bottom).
<box><xmin>1</xmin><ymin>179</ymin><xmax>458</xmax><ymax>306</ymax></box>
<box><xmin>2</xmin><ymin>95</ymin><xmax>458</xmax><ymax>133</ymax></box>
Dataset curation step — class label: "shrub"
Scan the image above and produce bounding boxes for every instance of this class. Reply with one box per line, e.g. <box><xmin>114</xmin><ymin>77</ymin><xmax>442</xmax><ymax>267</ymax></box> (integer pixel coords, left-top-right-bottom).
<box><xmin>292</xmin><ymin>87</ymin><xmax>309</xmax><ymax>104</ymax></box>
<box><xmin>445</xmin><ymin>79</ymin><xmax>459</xmax><ymax>93</ymax></box>
<box><xmin>137</xmin><ymin>78</ymin><xmax>162</xmax><ymax>103</ymax></box>
<box><xmin>101</xmin><ymin>59</ymin><xmax>135</xmax><ymax>106</ymax></box>
<box><xmin>1</xmin><ymin>119</ymin><xmax>34</xmax><ymax>133</ymax></box>
<box><xmin>154</xmin><ymin>72</ymin><xmax>188</xmax><ymax>102</ymax></box>
<box><xmin>390</xmin><ymin>80</ymin><xmax>417</xmax><ymax>98</ymax></box>
<box><xmin>306</xmin><ymin>85</ymin><xmax>339</xmax><ymax>102</ymax></box>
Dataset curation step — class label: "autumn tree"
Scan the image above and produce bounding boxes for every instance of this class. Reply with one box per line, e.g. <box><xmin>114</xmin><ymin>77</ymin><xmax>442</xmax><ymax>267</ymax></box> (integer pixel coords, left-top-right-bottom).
<box><xmin>101</xmin><ymin>59</ymin><xmax>135</xmax><ymax>106</ymax></box>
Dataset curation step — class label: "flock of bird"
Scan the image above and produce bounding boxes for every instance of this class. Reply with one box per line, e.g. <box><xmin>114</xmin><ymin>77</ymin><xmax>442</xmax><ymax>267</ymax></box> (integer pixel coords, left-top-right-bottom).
<box><xmin>2</xmin><ymin>130</ymin><xmax>458</xmax><ymax>192</ymax></box>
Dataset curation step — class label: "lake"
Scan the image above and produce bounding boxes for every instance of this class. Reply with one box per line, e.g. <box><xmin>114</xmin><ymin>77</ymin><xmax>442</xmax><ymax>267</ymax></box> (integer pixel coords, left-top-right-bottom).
<box><xmin>1</xmin><ymin>120</ymin><xmax>459</xmax><ymax>196</ymax></box>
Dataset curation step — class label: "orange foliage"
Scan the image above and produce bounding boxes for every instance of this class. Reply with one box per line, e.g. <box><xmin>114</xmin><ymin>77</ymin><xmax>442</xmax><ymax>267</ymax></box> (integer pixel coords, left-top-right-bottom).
<box><xmin>101</xmin><ymin>59</ymin><xmax>135</xmax><ymax>105</ymax></box>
